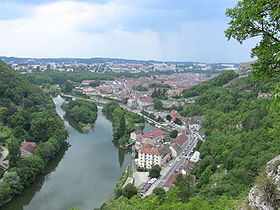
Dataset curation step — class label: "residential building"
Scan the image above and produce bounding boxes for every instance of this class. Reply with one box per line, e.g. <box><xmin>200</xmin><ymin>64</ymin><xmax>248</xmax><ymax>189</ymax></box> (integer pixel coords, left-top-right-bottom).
<box><xmin>141</xmin><ymin>128</ymin><xmax>165</xmax><ymax>145</ymax></box>
<box><xmin>130</xmin><ymin>130</ymin><xmax>142</xmax><ymax>141</ymax></box>
<box><xmin>190</xmin><ymin>151</ymin><xmax>200</xmax><ymax>163</ymax></box>
<box><xmin>138</xmin><ymin>144</ymin><xmax>171</xmax><ymax>169</ymax></box>
<box><xmin>170</xmin><ymin>129</ymin><xmax>190</xmax><ymax>157</ymax></box>
<box><xmin>20</xmin><ymin>142</ymin><xmax>36</xmax><ymax>158</ymax></box>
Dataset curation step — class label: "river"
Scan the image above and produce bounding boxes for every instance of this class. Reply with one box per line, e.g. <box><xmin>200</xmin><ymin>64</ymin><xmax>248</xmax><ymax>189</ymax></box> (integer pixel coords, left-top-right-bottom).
<box><xmin>1</xmin><ymin>95</ymin><xmax>134</xmax><ymax>210</ymax></box>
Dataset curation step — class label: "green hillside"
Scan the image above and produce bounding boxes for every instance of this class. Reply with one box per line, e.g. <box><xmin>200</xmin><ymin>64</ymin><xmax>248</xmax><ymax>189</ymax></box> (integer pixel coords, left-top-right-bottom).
<box><xmin>0</xmin><ymin>61</ymin><xmax>67</xmax><ymax>205</ymax></box>
<box><xmin>98</xmin><ymin>71</ymin><xmax>280</xmax><ymax>209</ymax></box>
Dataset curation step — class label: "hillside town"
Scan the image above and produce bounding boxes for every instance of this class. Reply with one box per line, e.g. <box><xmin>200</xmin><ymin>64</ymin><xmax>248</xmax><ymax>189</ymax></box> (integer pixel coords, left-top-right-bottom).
<box><xmin>126</xmin><ymin>109</ymin><xmax>204</xmax><ymax>196</ymax></box>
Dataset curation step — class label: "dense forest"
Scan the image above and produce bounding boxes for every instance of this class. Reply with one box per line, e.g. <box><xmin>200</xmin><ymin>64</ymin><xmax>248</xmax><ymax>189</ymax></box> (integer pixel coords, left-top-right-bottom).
<box><xmin>102</xmin><ymin>102</ymin><xmax>144</xmax><ymax>147</ymax></box>
<box><xmin>62</xmin><ymin>99</ymin><xmax>98</xmax><ymax>130</ymax></box>
<box><xmin>0</xmin><ymin>61</ymin><xmax>67</xmax><ymax>205</ymax></box>
<box><xmin>98</xmin><ymin>70</ymin><xmax>280</xmax><ymax>209</ymax></box>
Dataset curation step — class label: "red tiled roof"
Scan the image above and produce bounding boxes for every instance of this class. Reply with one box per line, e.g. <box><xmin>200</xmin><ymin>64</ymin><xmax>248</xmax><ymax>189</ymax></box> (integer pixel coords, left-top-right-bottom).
<box><xmin>133</xmin><ymin>130</ymin><xmax>142</xmax><ymax>135</ymax></box>
<box><xmin>136</xmin><ymin>136</ymin><xmax>143</xmax><ymax>142</ymax></box>
<box><xmin>142</xmin><ymin>129</ymin><xmax>165</xmax><ymax>139</ymax></box>
<box><xmin>139</xmin><ymin>97</ymin><xmax>153</xmax><ymax>103</ymax></box>
<box><xmin>143</xmin><ymin>144</ymin><xmax>153</xmax><ymax>149</ymax></box>
<box><xmin>139</xmin><ymin>146</ymin><xmax>160</xmax><ymax>155</ymax></box>
<box><xmin>20</xmin><ymin>142</ymin><xmax>36</xmax><ymax>153</ymax></box>
<box><xmin>174</xmin><ymin>133</ymin><xmax>188</xmax><ymax>147</ymax></box>
<box><xmin>169</xmin><ymin>110</ymin><xmax>178</xmax><ymax>116</ymax></box>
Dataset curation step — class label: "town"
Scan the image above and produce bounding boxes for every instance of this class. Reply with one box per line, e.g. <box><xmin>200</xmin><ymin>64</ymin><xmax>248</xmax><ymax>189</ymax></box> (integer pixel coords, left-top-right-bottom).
<box><xmin>0</xmin><ymin>58</ymin><xmax>240</xmax><ymax>194</ymax></box>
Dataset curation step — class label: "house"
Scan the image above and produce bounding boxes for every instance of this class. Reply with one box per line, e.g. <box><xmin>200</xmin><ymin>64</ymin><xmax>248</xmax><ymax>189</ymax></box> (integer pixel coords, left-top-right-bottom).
<box><xmin>20</xmin><ymin>142</ymin><xmax>36</xmax><ymax>158</ymax></box>
<box><xmin>169</xmin><ymin>110</ymin><xmax>178</xmax><ymax>116</ymax></box>
<box><xmin>170</xmin><ymin>129</ymin><xmax>190</xmax><ymax>157</ymax></box>
<box><xmin>130</xmin><ymin>130</ymin><xmax>142</xmax><ymax>141</ymax></box>
<box><xmin>138</xmin><ymin>144</ymin><xmax>171</xmax><ymax>169</ymax></box>
<box><xmin>135</xmin><ymin>136</ymin><xmax>143</xmax><ymax>150</ymax></box>
<box><xmin>137</xmin><ymin>97</ymin><xmax>153</xmax><ymax>108</ymax></box>
<box><xmin>141</xmin><ymin>128</ymin><xmax>165</xmax><ymax>145</ymax></box>
<box><xmin>190</xmin><ymin>151</ymin><xmax>200</xmax><ymax>163</ymax></box>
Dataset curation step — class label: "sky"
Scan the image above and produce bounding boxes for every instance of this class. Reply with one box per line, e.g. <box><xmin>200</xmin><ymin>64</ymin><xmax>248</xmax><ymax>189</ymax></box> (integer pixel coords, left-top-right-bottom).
<box><xmin>0</xmin><ymin>0</ymin><xmax>257</xmax><ymax>63</ymax></box>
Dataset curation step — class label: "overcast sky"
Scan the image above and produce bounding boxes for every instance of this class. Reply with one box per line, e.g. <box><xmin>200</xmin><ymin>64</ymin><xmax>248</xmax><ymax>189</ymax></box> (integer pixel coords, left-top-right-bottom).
<box><xmin>0</xmin><ymin>0</ymin><xmax>257</xmax><ymax>63</ymax></box>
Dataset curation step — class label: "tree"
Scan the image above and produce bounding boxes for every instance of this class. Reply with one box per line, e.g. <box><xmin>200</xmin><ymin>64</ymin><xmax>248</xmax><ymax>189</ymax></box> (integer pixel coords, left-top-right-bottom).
<box><xmin>61</xmin><ymin>81</ymin><xmax>74</xmax><ymax>93</ymax></box>
<box><xmin>174</xmin><ymin>174</ymin><xmax>194</xmax><ymax>203</ymax></box>
<box><xmin>153</xmin><ymin>187</ymin><xmax>166</xmax><ymax>204</ymax></box>
<box><xmin>174</xmin><ymin>118</ymin><xmax>183</xmax><ymax>126</ymax></box>
<box><xmin>170</xmin><ymin>130</ymin><xmax>178</xmax><ymax>139</ymax></box>
<box><xmin>0</xmin><ymin>182</ymin><xmax>11</xmax><ymax>206</ymax></box>
<box><xmin>149</xmin><ymin>165</ymin><xmax>161</xmax><ymax>178</ymax></box>
<box><xmin>122</xmin><ymin>183</ymin><xmax>138</xmax><ymax>199</ymax></box>
<box><xmin>0</xmin><ymin>165</ymin><xmax>4</xmax><ymax>179</ymax></box>
<box><xmin>89</xmin><ymin>80</ymin><xmax>101</xmax><ymax>87</ymax></box>
<box><xmin>7</xmin><ymin>138</ymin><xmax>21</xmax><ymax>167</ymax></box>
<box><xmin>114</xmin><ymin>113</ymin><xmax>126</xmax><ymax>140</ymax></box>
<box><xmin>225</xmin><ymin>0</ymin><xmax>280</xmax><ymax>77</ymax></box>
<box><xmin>0</xmin><ymin>107</ymin><xmax>7</xmax><ymax>124</ymax></box>
<box><xmin>3</xmin><ymin>172</ymin><xmax>23</xmax><ymax>195</ymax></box>
<box><xmin>153</xmin><ymin>98</ymin><xmax>163</xmax><ymax>110</ymax></box>
<box><xmin>166</xmin><ymin>114</ymin><xmax>172</xmax><ymax>122</ymax></box>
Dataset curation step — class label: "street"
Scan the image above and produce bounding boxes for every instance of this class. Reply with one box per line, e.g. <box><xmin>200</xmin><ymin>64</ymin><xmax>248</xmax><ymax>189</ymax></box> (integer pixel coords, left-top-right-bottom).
<box><xmin>143</xmin><ymin>130</ymin><xmax>201</xmax><ymax>196</ymax></box>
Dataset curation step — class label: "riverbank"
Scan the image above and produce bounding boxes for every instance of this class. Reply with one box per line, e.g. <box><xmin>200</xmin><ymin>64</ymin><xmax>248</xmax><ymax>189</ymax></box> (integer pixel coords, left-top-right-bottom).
<box><xmin>1</xmin><ymin>95</ymin><xmax>132</xmax><ymax>210</ymax></box>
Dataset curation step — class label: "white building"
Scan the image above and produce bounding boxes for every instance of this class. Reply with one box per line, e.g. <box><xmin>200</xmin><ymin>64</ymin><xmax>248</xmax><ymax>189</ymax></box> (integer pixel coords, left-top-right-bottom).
<box><xmin>138</xmin><ymin>144</ymin><xmax>170</xmax><ymax>169</ymax></box>
<box><xmin>130</xmin><ymin>130</ymin><xmax>142</xmax><ymax>141</ymax></box>
<box><xmin>190</xmin><ymin>151</ymin><xmax>200</xmax><ymax>163</ymax></box>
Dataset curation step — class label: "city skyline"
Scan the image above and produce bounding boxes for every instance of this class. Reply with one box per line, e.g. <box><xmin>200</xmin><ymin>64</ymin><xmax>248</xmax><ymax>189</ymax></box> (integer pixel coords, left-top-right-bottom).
<box><xmin>0</xmin><ymin>0</ymin><xmax>257</xmax><ymax>63</ymax></box>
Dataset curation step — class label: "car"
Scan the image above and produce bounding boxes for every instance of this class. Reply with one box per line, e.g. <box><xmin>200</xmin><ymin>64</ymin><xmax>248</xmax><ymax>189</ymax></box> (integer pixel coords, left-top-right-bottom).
<box><xmin>176</xmin><ymin>159</ymin><xmax>180</xmax><ymax>162</ymax></box>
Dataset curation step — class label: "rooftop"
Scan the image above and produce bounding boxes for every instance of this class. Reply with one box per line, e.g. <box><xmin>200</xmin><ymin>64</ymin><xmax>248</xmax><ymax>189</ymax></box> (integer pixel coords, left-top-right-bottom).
<box><xmin>142</xmin><ymin>128</ymin><xmax>165</xmax><ymax>139</ymax></box>
<box><xmin>20</xmin><ymin>142</ymin><xmax>36</xmax><ymax>153</ymax></box>
<box><xmin>139</xmin><ymin>146</ymin><xmax>161</xmax><ymax>156</ymax></box>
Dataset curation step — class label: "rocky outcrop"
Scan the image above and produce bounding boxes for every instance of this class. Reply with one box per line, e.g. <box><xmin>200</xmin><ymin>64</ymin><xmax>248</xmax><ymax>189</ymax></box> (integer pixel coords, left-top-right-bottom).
<box><xmin>248</xmin><ymin>155</ymin><xmax>280</xmax><ymax>210</ymax></box>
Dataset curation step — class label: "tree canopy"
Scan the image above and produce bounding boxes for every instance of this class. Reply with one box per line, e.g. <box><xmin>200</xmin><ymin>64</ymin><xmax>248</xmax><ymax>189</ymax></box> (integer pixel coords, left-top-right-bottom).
<box><xmin>225</xmin><ymin>0</ymin><xmax>280</xmax><ymax>77</ymax></box>
<box><xmin>0</xmin><ymin>61</ymin><xmax>67</xmax><ymax>205</ymax></box>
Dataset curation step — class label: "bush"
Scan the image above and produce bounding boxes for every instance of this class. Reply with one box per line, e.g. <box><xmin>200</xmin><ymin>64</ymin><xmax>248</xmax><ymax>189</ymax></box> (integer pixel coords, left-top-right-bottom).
<box><xmin>122</xmin><ymin>183</ymin><xmax>138</xmax><ymax>199</ymax></box>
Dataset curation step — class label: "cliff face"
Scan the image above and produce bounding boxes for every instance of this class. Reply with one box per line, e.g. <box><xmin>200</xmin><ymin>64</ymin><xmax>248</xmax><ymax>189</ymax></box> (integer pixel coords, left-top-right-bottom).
<box><xmin>249</xmin><ymin>155</ymin><xmax>280</xmax><ymax>210</ymax></box>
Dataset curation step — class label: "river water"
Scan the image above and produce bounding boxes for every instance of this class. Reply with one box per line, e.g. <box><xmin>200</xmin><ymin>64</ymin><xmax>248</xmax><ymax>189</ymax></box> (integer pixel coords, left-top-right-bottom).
<box><xmin>1</xmin><ymin>95</ymin><xmax>133</xmax><ymax>210</ymax></box>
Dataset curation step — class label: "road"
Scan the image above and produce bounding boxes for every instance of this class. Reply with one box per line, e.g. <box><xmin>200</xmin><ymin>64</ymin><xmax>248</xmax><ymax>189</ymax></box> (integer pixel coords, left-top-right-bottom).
<box><xmin>0</xmin><ymin>147</ymin><xmax>9</xmax><ymax>168</ymax></box>
<box><xmin>143</xmin><ymin>131</ymin><xmax>201</xmax><ymax>196</ymax></box>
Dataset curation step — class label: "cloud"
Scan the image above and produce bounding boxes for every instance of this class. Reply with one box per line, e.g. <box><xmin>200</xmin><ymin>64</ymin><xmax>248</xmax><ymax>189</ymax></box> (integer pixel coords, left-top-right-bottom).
<box><xmin>0</xmin><ymin>0</ymin><xmax>256</xmax><ymax>62</ymax></box>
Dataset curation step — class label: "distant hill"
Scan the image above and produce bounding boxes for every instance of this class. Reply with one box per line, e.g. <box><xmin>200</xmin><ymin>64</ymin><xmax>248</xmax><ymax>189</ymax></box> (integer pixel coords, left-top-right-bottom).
<box><xmin>0</xmin><ymin>56</ymin><xmax>238</xmax><ymax>66</ymax></box>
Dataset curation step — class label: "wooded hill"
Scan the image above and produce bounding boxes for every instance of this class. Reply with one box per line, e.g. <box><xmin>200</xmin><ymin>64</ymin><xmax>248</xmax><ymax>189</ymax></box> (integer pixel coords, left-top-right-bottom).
<box><xmin>0</xmin><ymin>61</ymin><xmax>67</xmax><ymax>205</ymax></box>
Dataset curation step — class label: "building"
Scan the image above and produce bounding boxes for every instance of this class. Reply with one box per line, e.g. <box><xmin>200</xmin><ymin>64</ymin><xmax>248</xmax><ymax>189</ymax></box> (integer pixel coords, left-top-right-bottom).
<box><xmin>135</xmin><ymin>129</ymin><xmax>165</xmax><ymax>149</ymax></box>
<box><xmin>190</xmin><ymin>151</ymin><xmax>200</xmax><ymax>163</ymax></box>
<box><xmin>81</xmin><ymin>80</ymin><xmax>95</xmax><ymax>85</ymax></box>
<box><xmin>141</xmin><ymin>128</ymin><xmax>165</xmax><ymax>145</ymax></box>
<box><xmin>130</xmin><ymin>130</ymin><xmax>142</xmax><ymax>141</ymax></box>
<box><xmin>20</xmin><ymin>142</ymin><xmax>36</xmax><ymax>158</ymax></box>
<box><xmin>169</xmin><ymin>110</ymin><xmax>178</xmax><ymax>116</ymax></box>
<box><xmin>137</xmin><ymin>97</ymin><xmax>153</xmax><ymax>109</ymax></box>
<box><xmin>170</xmin><ymin>129</ymin><xmax>190</xmax><ymax>157</ymax></box>
<box><xmin>138</xmin><ymin>144</ymin><xmax>171</xmax><ymax>169</ymax></box>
